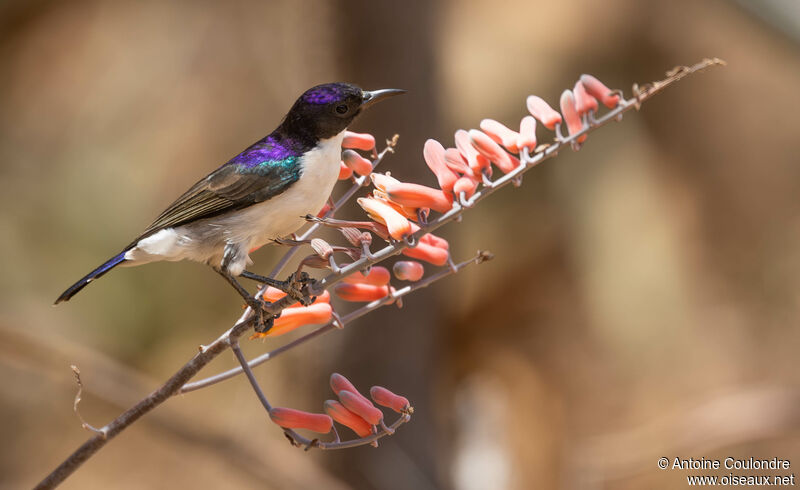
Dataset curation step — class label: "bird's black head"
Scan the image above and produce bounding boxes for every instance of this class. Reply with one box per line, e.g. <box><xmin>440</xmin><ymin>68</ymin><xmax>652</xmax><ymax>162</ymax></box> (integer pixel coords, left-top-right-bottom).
<box><xmin>280</xmin><ymin>82</ymin><xmax>404</xmax><ymax>140</ymax></box>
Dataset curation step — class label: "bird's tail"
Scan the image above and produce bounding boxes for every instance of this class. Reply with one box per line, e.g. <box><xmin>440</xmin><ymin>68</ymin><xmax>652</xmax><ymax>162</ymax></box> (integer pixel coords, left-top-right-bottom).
<box><xmin>55</xmin><ymin>251</ymin><xmax>128</xmax><ymax>304</ymax></box>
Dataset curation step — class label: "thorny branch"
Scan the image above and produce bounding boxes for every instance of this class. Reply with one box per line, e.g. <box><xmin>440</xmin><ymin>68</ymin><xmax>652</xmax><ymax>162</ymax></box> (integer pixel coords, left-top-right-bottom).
<box><xmin>35</xmin><ymin>58</ymin><xmax>724</xmax><ymax>489</ymax></box>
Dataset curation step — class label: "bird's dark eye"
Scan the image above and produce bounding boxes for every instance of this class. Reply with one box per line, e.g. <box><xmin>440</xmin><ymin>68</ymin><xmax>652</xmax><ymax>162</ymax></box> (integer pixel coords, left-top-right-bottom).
<box><xmin>335</xmin><ymin>104</ymin><xmax>348</xmax><ymax>114</ymax></box>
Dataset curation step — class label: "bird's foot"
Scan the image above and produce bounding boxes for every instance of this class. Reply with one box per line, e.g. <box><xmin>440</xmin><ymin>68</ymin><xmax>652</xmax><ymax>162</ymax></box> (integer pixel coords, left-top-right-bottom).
<box><xmin>283</xmin><ymin>271</ymin><xmax>316</xmax><ymax>306</ymax></box>
<box><xmin>244</xmin><ymin>296</ymin><xmax>280</xmax><ymax>334</ymax></box>
<box><xmin>240</xmin><ymin>270</ymin><xmax>316</xmax><ymax>306</ymax></box>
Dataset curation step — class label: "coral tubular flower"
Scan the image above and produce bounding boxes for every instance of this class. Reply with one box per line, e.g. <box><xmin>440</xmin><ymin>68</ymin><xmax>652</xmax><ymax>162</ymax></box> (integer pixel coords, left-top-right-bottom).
<box><xmin>370</xmin><ymin>172</ymin><xmax>401</xmax><ymax>192</ymax></box>
<box><xmin>468</xmin><ymin>129</ymin><xmax>521</xmax><ymax>174</ymax></box>
<box><xmin>402</xmin><ymin>241</ymin><xmax>449</xmax><ymax>266</ymax></box>
<box><xmin>479</xmin><ymin>119</ymin><xmax>520</xmax><ymax>153</ymax></box>
<box><xmin>393</xmin><ymin>261</ymin><xmax>424</xmax><ymax>282</ymax></box>
<box><xmin>312</xmin><ymin>290</ymin><xmax>332</xmax><ymax>304</ymax></box>
<box><xmin>444</xmin><ymin>148</ymin><xmax>472</xmax><ymax>175</ymax></box>
<box><xmin>579</xmin><ymin>74</ymin><xmax>620</xmax><ymax>108</ymax></box>
<box><xmin>385</xmin><ymin>183</ymin><xmax>453</xmax><ymax>214</ymax></box>
<box><xmin>454</xmin><ymin>129</ymin><xmax>491</xmax><ymax>176</ymax></box>
<box><xmin>343</xmin><ymin>266</ymin><xmax>391</xmax><ymax>286</ymax></box>
<box><xmin>420</xmin><ymin>232</ymin><xmax>449</xmax><ymax>250</ymax></box>
<box><xmin>330</xmin><ymin>373</ymin><xmax>370</xmax><ymax>403</ymax></box>
<box><xmin>338</xmin><ymin>390</ymin><xmax>384</xmax><ymax>425</ymax></box>
<box><xmin>317</xmin><ymin>202</ymin><xmax>332</xmax><ymax>217</ymax></box>
<box><xmin>526</xmin><ymin>95</ymin><xmax>562</xmax><ymax>130</ymax></box>
<box><xmin>324</xmin><ymin>400</ymin><xmax>373</xmax><ymax>438</ymax></box>
<box><xmin>518</xmin><ymin>115</ymin><xmax>537</xmax><ymax>152</ymax></box>
<box><xmin>560</xmin><ymin>89</ymin><xmax>586</xmax><ymax>143</ymax></box>
<box><xmin>262</xmin><ymin>287</ymin><xmax>330</xmax><ymax>305</ymax></box>
<box><xmin>342</xmin><ymin>149</ymin><xmax>373</xmax><ymax>176</ymax></box>
<box><xmin>372</xmin><ymin>190</ymin><xmax>421</xmax><ymax>221</ymax></box>
<box><xmin>423</xmin><ymin>139</ymin><xmax>458</xmax><ymax>194</ymax></box>
<box><xmin>269</xmin><ymin>407</ymin><xmax>333</xmax><ymax>434</ymax></box>
<box><xmin>338</xmin><ymin>162</ymin><xmax>353</xmax><ymax>180</ymax></box>
<box><xmin>342</xmin><ymin>131</ymin><xmax>376</xmax><ymax>151</ymax></box>
<box><xmin>357</xmin><ymin>197</ymin><xmax>412</xmax><ymax>240</ymax></box>
<box><xmin>453</xmin><ymin>176</ymin><xmax>479</xmax><ymax>199</ymax></box>
<box><xmin>573</xmin><ymin>81</ymin><xmax>598</xmax><ymax>114</ymax></box>
<box><xmin>334</xmin><ymin>282</ymin><xmax>390</xmax><ymax>302</ymax></box>
<box><xmin>251</xmin><ymin>303</ymin><xmax>333</xmax><ymax>338</ymax></box>
<box><xmin>370</xmin><ymin>386</ymin><xmax>410</xmax><ymax>413</ymax></box>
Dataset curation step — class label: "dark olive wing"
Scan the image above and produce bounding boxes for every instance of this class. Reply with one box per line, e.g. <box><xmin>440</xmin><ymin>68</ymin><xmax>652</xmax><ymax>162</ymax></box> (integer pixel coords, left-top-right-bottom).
<box><xmin>129</xmin><ymin>157</ymin><xmax>302</xmax><ymax>246</ymax></box>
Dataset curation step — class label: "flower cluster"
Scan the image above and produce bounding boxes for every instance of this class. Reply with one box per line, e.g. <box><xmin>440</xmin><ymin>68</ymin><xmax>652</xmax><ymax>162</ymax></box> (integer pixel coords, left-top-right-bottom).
<box><xmin>248</xmin><ymin>73</ymin><xmax>623</xmax><ymax>341</ymax></box>
<box><xmin>358</xmin><ymin>73</ymin><xmax>621</xmax><ymax>225</ymax></box>
<box><xmin>237</xmin><ymin>73</ymin><xmax>639</xmax><ymax>452</ymax></box>
<box><xmin>268</xmin><ymin>373</ymin><xmax>411</xmax><ymax>449</ymax></box>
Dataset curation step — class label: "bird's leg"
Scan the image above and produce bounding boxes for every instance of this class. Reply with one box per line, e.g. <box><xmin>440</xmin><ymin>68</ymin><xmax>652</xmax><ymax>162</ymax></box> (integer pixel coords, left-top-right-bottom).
<box><xmin>240</xmin><ymin>270</ymin><xmax>316</xmax><ymax>306</ymax></box>
<box><xmin>215</xmin><ymin>268</ymin><xmax>276</xmax><ymax>333</ymax></box>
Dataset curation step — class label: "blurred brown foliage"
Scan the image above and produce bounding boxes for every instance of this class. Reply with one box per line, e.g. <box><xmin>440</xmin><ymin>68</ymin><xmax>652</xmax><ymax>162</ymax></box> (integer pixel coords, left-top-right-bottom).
<box><xmin>1</xmin><ymin>0</ymin><xmax>799</xmax><ymax>489</ymax></box>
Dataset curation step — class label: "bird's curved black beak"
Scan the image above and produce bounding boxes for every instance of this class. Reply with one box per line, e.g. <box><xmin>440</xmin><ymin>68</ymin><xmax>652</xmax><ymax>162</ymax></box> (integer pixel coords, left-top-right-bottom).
<box><xmin>361</xmin><ymin>88</ymin><xmax>406</xmax><ymax>109</ymax></box>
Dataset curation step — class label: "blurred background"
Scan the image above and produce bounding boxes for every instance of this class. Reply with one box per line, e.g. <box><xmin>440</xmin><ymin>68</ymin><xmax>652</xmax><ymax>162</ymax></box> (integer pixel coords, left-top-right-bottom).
<box><xmin>1</xmin><ymin>0</ymin><xmax>799</xmax><ymax>488</ymax></box>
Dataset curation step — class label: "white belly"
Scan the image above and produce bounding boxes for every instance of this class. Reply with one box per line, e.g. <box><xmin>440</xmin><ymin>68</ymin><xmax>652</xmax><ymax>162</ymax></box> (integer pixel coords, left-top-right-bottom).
<box><xmin>126</xmin><ymin>131</ymin><xmax>345</xmax><ymax>275</ymax></box>
<box><xmin>239</xmin><ymin>130</ymin><xmax>345</xmax><ymax>245</ymax></box>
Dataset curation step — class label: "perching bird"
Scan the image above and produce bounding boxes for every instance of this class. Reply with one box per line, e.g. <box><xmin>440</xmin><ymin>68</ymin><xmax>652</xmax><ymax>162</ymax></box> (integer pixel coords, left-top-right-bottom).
<box><xmin>55</xmin><ymin>83</ymin><xmax>404</xmax><ymax>320</ymax></box>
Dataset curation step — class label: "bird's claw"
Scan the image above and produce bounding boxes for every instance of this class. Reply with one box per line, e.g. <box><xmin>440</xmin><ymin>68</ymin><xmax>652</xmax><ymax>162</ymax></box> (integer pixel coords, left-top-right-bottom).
<box><xmin>285</xmin><ymin>272</ymin><xmax>316</xmax><ymax>306</ymax></box>
<box><xmin>247</xmin><ymin>297</ymin><xmax>278</xmax><ymax>333</ymax></box>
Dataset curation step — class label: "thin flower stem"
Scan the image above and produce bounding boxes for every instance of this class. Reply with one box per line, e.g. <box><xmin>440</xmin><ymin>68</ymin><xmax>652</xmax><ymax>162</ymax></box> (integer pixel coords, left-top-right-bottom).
<box><xmin>229</xmin><ymin>338</ymin><xmax>273</xmax><ymax>413</ymax></box>
<box><xmin>286</xmin><ymin>412</ymin><xmax>412</xmax><ymax>451</ymax></box>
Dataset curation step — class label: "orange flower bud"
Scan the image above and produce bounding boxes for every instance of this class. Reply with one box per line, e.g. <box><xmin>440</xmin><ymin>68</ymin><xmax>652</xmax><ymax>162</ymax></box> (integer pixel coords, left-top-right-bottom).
<box><xmin>560</xmin><ymin>89</ymin><xmax>586</xmax><ymax>143</ymax></box>
<box><xmin>330</xmin><ymin>373</ymin><xmax>369</xmax><ymax>402</ymax></box>
<box><xmin>357</xmin><ymin>197</ymin><xmax>412</xmax><ymax>240</ymax></box>
<box><xmin>342</xmin><ymin>149</ymin><xmax>373</xmax><ymax>177</ymax></box>
<box><xmin>444</xmin><ymin>148</ymin><xmax>471</xmax><ymax>175</ymax></box>
<box><xmin>479</xmin><ymin>119</ymin><xmax>520</xmax><ymax>153</ymax></box>
<box><xmin>455</xmin><ymin>129</ymin><xmax>491</xmax><ymax>175</ymax></box>
<box><xmin>269</xmin><ymin>407</ymin><xmax>333</xmax><ymax>433</ymax></box>
<box><xmin>251</xmin><ymin>303</ymin><xmax>333</xmax><ymax>338</ymax></box>
<box><xmin>526</xmin><ymin>95</ymin><xmax>562</xmax><ymax>130</ymax></box>
<box><xmin>262</xmin><ymin>287</ymin><xmax>330</xmax><ymax>305</ymax></box>
<box><xmin>338</xmin><ymin>162</ymin><xmax>353</xmax><ymax>180</ymax></box>
<box><xmin>393</xmin><ymin>261</ymin><xmax>424</xmax><ymax>282</ymax></box>
<box><xmin>338</xmin><ymin>390</ymin><xmax>383</xmax><ymax>425</ymax></box>
<box><xmin>370</xmin><ymin>172</ymin><xmax>401</xmax><ymax>192</ymax></box>
<box><xmin>517</xmin><ymin>115</ymin><xmax>537</xmax><ymax>152</ymax></box>
<box><xmin>385</xmin><ymin>183</ymin><xmax>453</xmax><ymax>214</ymax></box>
<box><xmin>468</xmin><ymin>129</ymin><xmax>521</xmax><ymax>174</ymax></box>
<box><xmin>334</xmin><ymin>282</ymin><xmax>390</xmax><ymax>302</ymax></box>
<box><xmin>372</xmin><ymin>190</ymin><xmax>421</xmax><ymax>221</ymax></box>
<box><xmin>420</xmin><ymin>232</ymin><xmax>449</xmax><ymax>250</ymax></box>
<box><xmin>262</xmin><ymin>286</ymin><xmax>287</xmax><ymax>302</ymax></box>
<box><xmin>370</xmin><ymin>386</ymin><xmax>410</xmax><ymax>413</ymax></box>
<box><xmin>317</xmin><ymin>202</ymin><xmax>332</xmax><ymax>217</ymax></box>
<box><xmin>423</xmin><ymin>139</ymin><xmax>458</xmax><ymax>194</ymax></box>
<box><xmin>343</xmin><ymin>266</ymin><xmax>391</xmax><ymax>286</ymax></box>
<box><xmin>579</xmin><ymin>74</ymin><xmax>619</xmax><ymax>109</ymax></box>
<box><xmin>324</xmin><ymin>400</ymin><xmax>373</xmax><ymax>438</ymax></box>
<box><xmin>402</xmin><ymin>242</ymin><xmax>449</xmax><ymax>266</ymax></box>
<box><xmin>342</xmin><ymin>131</ymin><xmax>376</xmax><ymax>151</ymax></box>
<box><xmin>453</xmin><ymin>176</ymin><xmax>479</xmax><ymax>199</ymax></box>
<box><xmin>573</xmin><ymin>81</ymin><xmax>598</xmax><ymax>114</ymax></box>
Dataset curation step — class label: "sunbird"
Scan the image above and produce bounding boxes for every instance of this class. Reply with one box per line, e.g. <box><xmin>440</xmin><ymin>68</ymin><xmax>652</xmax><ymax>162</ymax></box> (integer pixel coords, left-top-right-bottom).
<box><xmin>55</xmin><ymin>83</ymin><xmax>404</xmax><ymax>326</ymax></box>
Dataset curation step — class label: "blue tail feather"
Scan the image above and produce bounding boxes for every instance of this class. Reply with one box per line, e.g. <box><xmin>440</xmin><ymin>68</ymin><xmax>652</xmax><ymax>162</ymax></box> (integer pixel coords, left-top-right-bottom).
<box><xmin>55</xmin><ymin>251</ymin><xmax>128</xmax><ymax>304</ymax></box>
